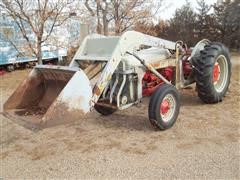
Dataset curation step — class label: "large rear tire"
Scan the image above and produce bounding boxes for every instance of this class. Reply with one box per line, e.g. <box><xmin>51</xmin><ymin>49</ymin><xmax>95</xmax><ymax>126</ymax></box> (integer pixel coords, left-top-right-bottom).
<box><xmin>148</xmin><ymin>84</ymin><xmax>180</xmax><ymax>130</ymax></box>
<box><xmin>193</xmin><ymin>42</ymin><xmax>231</xmax><ymax>103</ymax></box>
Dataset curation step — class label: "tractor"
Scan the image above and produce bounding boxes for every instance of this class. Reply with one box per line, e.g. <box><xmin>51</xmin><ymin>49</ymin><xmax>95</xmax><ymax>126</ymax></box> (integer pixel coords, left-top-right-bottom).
<box><xmin>3</xmin><ymin>31</ymin><xmax>231</xmax><ymax>130</ymax></box>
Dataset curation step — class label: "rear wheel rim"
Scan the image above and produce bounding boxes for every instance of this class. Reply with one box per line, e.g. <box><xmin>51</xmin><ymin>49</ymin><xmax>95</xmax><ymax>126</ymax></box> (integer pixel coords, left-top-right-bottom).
<box><xmin>160</xmin><ymin>94</ymin><xmax>176</xmax><ymax>122</ymax></box>
<box><xmin>213</xmin><ymin>55</ymin><xmax>228</xmax><ymax>93</ymax></box>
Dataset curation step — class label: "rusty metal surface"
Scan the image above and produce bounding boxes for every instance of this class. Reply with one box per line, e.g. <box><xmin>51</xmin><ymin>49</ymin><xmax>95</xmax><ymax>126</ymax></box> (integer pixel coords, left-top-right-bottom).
<box><xmin>3</xmin><ymin>65</ymin><xmax>92</xmax><ymax>130</ymax></box>
<box><xmin>3</xmin><ymin>107</ymin><xmax>86</xmax><ymax>130</ymax></box>
<box><xmin>39</xmin><ymin>101</ymin><xmax>86</xmax><ymax>129</ymax></box>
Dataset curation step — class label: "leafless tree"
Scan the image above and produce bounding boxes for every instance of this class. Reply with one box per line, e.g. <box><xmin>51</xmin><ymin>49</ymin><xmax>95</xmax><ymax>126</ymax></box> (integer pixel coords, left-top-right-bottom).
<box><xmin>0</xmin><ymin>0</ymin><xmax>75</xmax><ymax>64</ymax></box>
<box><xmin>84</xmin><ymin>0</ymin><xmax>164</xmax><ymax>35</ymax></box>
<box><xmin>84</xmin><ymin>0</ymin><xmax>108</xmax><ymax>35</ymax></box>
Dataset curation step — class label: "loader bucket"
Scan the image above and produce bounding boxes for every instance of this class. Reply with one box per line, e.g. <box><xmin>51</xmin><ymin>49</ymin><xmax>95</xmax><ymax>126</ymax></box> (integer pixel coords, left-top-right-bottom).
<box><xmin>3</xmin><ymin>65</ymin><xmax>92</xmax><ymax>130</ymax></box>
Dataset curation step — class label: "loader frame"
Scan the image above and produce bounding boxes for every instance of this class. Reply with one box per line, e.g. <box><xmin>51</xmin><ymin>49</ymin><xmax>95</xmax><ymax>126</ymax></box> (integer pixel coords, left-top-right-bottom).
<box><xmin>69</xmin><ymin>31</ymin><xmax>191</xmax><ymax>109</ymax></box>
<box><xmin>3</xmin><ymin>30</ymin><xmax>214</xmax><ymax>130</ymax></box>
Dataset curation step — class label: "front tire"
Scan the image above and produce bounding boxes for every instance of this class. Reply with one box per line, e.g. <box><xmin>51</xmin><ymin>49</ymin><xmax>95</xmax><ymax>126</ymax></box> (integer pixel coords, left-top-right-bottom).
<box><xmin>193</xmin><ymin>42</ymin><xmax>231</xmax><ymax>103</ymax></box>
<box><xmin>148</xmin><ymin>84</ymin><xmax>180</xmax><ymax>130</ymax></box>
<box><xmin>94</xmin><ymin>99</ymin><xmax>117</xmax><ymax>116</ymax></box>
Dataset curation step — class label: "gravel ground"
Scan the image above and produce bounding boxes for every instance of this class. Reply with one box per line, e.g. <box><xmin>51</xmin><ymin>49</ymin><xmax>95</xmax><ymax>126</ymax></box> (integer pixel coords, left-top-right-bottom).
<box><xmin>0</xmin><ymin>54</ymin><xmax>239</xmax><ymax>179</ymax></box>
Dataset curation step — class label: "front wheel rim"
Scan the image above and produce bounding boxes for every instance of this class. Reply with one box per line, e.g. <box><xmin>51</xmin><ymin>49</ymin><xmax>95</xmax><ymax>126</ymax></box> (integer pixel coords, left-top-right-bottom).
<box><xmin>160</xmin><ymin>94</ymin><xmax>176</xmax><ymax>122</ymax></box>
<box><xmin>213</xmin><ymin>55</ymin><xmax>228</xmax><ymax>93</ymax></box>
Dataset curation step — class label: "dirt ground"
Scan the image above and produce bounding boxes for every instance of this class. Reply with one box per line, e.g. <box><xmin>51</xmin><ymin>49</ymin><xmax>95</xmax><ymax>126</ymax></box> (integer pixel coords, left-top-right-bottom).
<box><xmin>1</xmin><ymin>54</ymin><xmax>240</xmax><ymax>179</ymax></box>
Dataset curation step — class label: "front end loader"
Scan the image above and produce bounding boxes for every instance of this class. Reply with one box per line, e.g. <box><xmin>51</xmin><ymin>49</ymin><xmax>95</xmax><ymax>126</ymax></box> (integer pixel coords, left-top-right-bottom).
<box><xmin>3</xmin><ymin>31</ymin><xmax>231</xmax><ymax>130</ymax></box>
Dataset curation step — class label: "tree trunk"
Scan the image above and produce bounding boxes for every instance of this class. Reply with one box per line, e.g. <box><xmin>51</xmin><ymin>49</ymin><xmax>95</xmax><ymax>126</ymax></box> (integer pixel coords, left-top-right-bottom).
<box><xmin>114</xmin><ymin>20</ymin><xmax>120</xmax><ymax>35</ymax></box>
<box><xmin>37</xmin><ymin>40</ymin><xmax>43</xmax><ymax>64</ymax></box>
<box><xmin>97</xmin><ymin>17</ymin><xmax>102</xmax><ymax>34</ymax></box>
<box><xmin>114</xmin><ymin>1</ymin><xmax>120</xmax><ymax>35</ymax></box>
<box><xmin>102</xmin><ymin>0</ymin><xmax>108</xmax><ymax>36</ymax></box>
<box><xmin>102</xmin><ymin>10</ymin><xmax>108</xmax><ymax>35</ymax></box>
<box><xmin>96</xmin><ymin>2</ymin><xmax>102</xmax><ymax>34</ymax></box>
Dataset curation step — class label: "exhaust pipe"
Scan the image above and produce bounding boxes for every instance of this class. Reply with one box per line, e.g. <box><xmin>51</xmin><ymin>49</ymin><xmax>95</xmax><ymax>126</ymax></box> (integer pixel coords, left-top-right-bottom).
<box><xmin>3</xmin><ymin>65</ymin><xmax>92</xmax><ymax>130</ymax></box>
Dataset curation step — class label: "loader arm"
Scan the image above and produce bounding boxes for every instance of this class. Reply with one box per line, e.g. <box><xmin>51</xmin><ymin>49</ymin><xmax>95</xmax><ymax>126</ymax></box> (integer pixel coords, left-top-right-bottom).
<box><xmin>88</xmin><ymin>31</ymin><xmax>176</xmax><ymax>106</ymax></box>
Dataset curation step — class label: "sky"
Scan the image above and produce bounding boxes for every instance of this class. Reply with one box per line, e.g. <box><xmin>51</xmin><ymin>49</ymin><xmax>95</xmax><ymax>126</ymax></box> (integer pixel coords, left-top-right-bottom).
<box><xmin>158</xmin><ymin>0</ymin><xmax>217</xmax><ymax>20</ymax></box>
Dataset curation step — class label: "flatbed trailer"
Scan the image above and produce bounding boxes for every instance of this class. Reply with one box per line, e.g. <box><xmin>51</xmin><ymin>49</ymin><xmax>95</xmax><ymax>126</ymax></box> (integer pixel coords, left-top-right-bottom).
<box><xmin>0</xmin><ymin>46</ymin><xmax>66</xmax><ymax>71</ymax></box>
